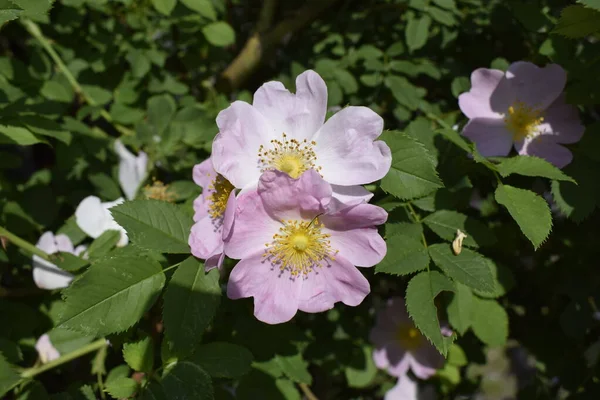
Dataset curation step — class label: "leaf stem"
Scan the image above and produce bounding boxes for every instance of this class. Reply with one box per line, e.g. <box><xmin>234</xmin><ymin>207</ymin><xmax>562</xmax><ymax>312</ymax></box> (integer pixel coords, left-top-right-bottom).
<box><xmin>21</xmin><ymin>19</ymin><xmax>134</xmax><ymax>137</ymax></box>
<box><xmin>0</xmin><ymin>226</ymin><xmax>50</xmax><ymax>260</ymax></box>
<box><xmin>21</xmin><ymin>338</ymin><xmax>108</xmax><ymax>379</ymax></box>
<box><xmin>298</xmin><ymin>383</ymin><xmax>319</xmax><ymax>400</ymax></box>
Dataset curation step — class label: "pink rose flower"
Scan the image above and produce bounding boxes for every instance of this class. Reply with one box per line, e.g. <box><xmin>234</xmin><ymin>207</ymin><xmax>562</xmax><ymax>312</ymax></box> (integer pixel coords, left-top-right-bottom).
<box><xmin>225</xmin><ymin>169</ymin><xmax>387</xmax><ymax>324</ymax></box>
<box><xmin>211</xmin><ymin>70</ymin><xmax>391</xmax><ymax>203</ymax></box>
<box><xmin>459</xmin><ymin>61</ymin><xmax>584</xmax><ymax>168</ymax></box>
<box><xmin>189</xmin><ymin>158</ymin><xmax>236</xmax><ymax>271</ymax></box>
<box><xmin>370</xmin><ymin>297</ymin><xmax>444</xmax><ymax>379</ymax></box>
<box><xmin>33</xmin><ymin>231</ymin><xmax>86</xmax><ymax>290</ymax></box>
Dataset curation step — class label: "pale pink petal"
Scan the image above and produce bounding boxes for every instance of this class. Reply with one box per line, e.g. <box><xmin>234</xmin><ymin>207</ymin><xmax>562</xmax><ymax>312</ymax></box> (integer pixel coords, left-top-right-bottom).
<box><xmin>462</xmin><ymin>118</ymin><xmax>513</xmax><ymax>157</ymax></box>
<box><xmin>227</xmin><ymin>252</ymin><xmax>303</xmax><ymax>324</ymax></box>
<box><xmin>313</xmin><ymin>107</ymin><xmax>392</xmax><ymax>185</ymax></box>
<box><xmin>409</xmin><ymin>347</ymin><xmax>443</xmax><ymax>379</ymax></box>
<box><xmin>205</xmin><ymin>253</ymin><xmax>224</xmax><ymax>272</ymax></box>
<box><xmin>225</xmin><ymin>190</ymin><xmax>280</xmax><ymax>260</ymax></box>
<box><xmin>36</xmin><ymin>232</ymin><xmax>57</xmax><ymax>254</ymax></box>
<box><xmin>212</xmin><ymin>101</ymin><xmax>277</xmax><ymax>189</ymax></box>
<box><xmin>330</xmin><ymin>185</ymin><xmax>373</xmax><ymax>208</ymax></box>
<box><xmin>459</xmin><ymin>68</ymin><xmax>513</xmax><ymax>118</ymax></box>
<box><xmin>298</xmin><ymin>256</ymin><xmax>370</xmax><ymax>313</ymax></box>
<box><xmin>516</xmin><ymin>136</ymin><xmax>573</xmax><ymax>169</ymax></box>
<box><xmin>373</xmin><ymin>347</ymin><xmax>392</xmax><ymax>370</ymax></box>
<box><xmin>257</xmin><ymin>170</ymin><xmax>332</xmax><ymax>220</ymax></box>
<box><xmin>385</xmin><ymin>347</ymin><xmax>412</xmax><ymax>378</ymax></box>
<box><xmin>322</xmin><ymin>203</ymin><xmax>387</xmax><ymax>229</ymax></box>
<box><xmin>33</xmin><ymin>257</ymin><xmax>73</xmax><ymax>290</ymax></box>
<box><xmin>506</xmin><ymin>62</ymin><xmax>566</xmax><ymax>110</ymax></box>
<box><xmin>252</xmin><ymin>70</ymin><xmax>327</xmax><ymax>141</ymax></box>
<box><xmin>74</xmin><ymin>245</ymin><xmax>87</xmax><ymax>257</ymax></box>
<box><xmin>115</xmin><ymin>140</ymin><xmax>147</xmax><ymax>201</ymax></box>
<box><xmin>385</xmin><ymin>377</ymin><xmax>418</xmax><ymax>400</ymax></box>
<box><xmin>192</xmin><ymin>194</ymin><xmax>209</xmax><ymax>222</ymax></box>
<box><xmin>35</xmin><ymin>334</ymin><xmax>60</xmax><ymax>364</ymax></box>
<box><xmin>193</xmin><ymin>158</ymin><xmax>217</xmax><ymax>189</ymax></box>
<box><xmin>325</xmin><ymin>227</ymin><xmax>386</xmax><ymax>267</ymax></box>
<box><xmin>536</xmin><ymin>96</ymin><xmax>584</xmax><ymax>144</ymax></box>
<box><xmin>54</xmin><ymin>234</ymin><xmax>74</xmax><ymax>253</ymax></box>
<box><xmin>189</xmin><ymin>216</ymin><xmax>223</xmax><ymax>260</ymax></box>
<box><xmin>222</xmin><ymin>191</ymin><xmax>237</xmax><ymax>242</ymax></box>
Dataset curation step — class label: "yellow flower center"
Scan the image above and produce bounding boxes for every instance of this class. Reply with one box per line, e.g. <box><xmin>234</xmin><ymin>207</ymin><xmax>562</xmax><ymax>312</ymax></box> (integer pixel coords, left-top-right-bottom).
<box><xmin>208</xmin><ymin>175</ymin><xmax>234</xmax><ymax>219</ymax></box>
<box><xmin>504</xmin><ymin>101</ymin><xmax>545</xmax><ymax>141</ymax></box>
<box><xmin>144</xmin><ymin>180</ymin><xmax>176</xmax><ymax>202</ymax></box>
<box><xmin>263</xmin><ymin>218</ymin><xmax>337</xmax><ymax>277</ymax></box>
<box><xmin>396</xmin><ymin>324</ymin><xmax>423</xmax><ymax>350</ymax></box>
<box><xmin>258</xmin><ymin>133</ymin><xmax>321</xmax><ymax>179</ymax></box>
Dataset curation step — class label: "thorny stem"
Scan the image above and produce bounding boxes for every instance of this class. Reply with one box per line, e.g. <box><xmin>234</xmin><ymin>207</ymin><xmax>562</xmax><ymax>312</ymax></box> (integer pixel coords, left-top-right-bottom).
<box><xmin>21</xmin><ymin>19</ymin><xmax>134</xmax><ymax>137</ymax></box>
<box><xmin>21</xmin><ymin>339</ymin><xmax>109</xmax><ymax>379</ymax></box>
<box><xmin>298</xmin><ymin>383</ymin><xmax>319</xmax><ymax>400</ymax></box>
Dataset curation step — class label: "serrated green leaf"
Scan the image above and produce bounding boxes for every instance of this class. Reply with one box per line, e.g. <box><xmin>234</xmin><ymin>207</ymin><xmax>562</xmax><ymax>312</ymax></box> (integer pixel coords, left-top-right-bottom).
<box><xmin>180</xmin><ymin>0</ymin><xmax>216</xmax><ymax>19</ymax></box>
<box><xmin>495</xmin><ymin>185</ymin><xmax>552</xmax><ymax>249</ymax></box>
<box><xmin>87</xmin><ymin>230</ymin><xmax>121</xmax><ymax>260</ymax></box>
<box><xmin>380</xmin><ymin>131</ymin><xmax>443</xmax><ymax>200</ymax></box>
<box><xmin>376</xmin><ymin>222</ymin><xmax>429</xmax><ymax>275</ymax></box>
<box><xmin>111</xmin><ymin>200</ymin><xmax>193</xmax><ymax>254</ymax></box>
<box><xmin>202</xmin><ymin>21</ymin><xmax>235</xmax><ymax>47</ymax></box>
<box><xmin>163</xmin><ymin>258</ymin><xmax>221</xmax><ymax>355</ymax></box>
<box><xmin>192</xmin><ymin>342</ymin><xmax>253</xmax><ymax>378</ymax></box>
<box><xmin>79</xmin><ymin>385</ymin><xmax>96</xmax><ymax>400</ymax></box>
<box><xmin>161</xmin><ymin>361</ymin><xmax>213</xmax><ymax>400</ymax></box>
<box><xmin>0</xmin><ymin>352</ymin><xmax>22</xmax><ymax>398</ymax></box>
<box><xmin>473</xmin><ymin>261</ymin><xmax>515</xmax><ymax>299</ymax></box>
<box><xmin>276</xmin><ymin>353</ymin><xmax>312</xmax><ymax>385</ymax></box>
<box><xmin>151</xmin><ymin>0</ymin><xmax>175</xmax><ymax>15</ymax></box>
<box><xmin>553</xmin><ymin>5</ymin><xmax>600</xmax><ymax>38</ymax></box>
<box><xmin>0</xmin><ymin>124</ymin><xmax>44</xmax><ymax>146</ymax></box>
<box><xmin>495</xmin><ymin>156</ymin><xmax>575</xmax><ymax>183</ymax></box>
<box><xmin>470</xmin><ymin>297</ymin><xmax>509</xmax><ymax>346</ymax></box>
<box><xmin>423</xmin><ymin>210</ymin><xmax>496</xmax><ymax>248</ymax></box>
<box><xmin>105</xmin><ymin>376</ymin><xmax>138</xmax><ymax>399</ymax></box>
<box><xmin>405</xmin><ymin>14</ymin><xmax>431</xmax><ymax>51</ymax></box>
<box><xmin>406</xmin><ymin>271</ymin><xmax>455</xmax><ymax>356</ymax></box>
<box><xmin>123</xmin><ymin>337</ymin><xmax>154</xmax><ymax>373</ymax></box>
<box><xmin>447</xmin><ymin>282</ymin><xmax>474</xmax><ymax>335</ymax></box>
<box><xmin>0</xmin><ymin>0</ymin><xmax>22</xmax><ymax>26</ymax></box>
<box><xmin>58</xmin><ymin>255</ymin><xmax>166</xmax><ymax>336</ymax></box>
<box><xmin>429</xmin><ymin>244</ymin><xmax>495</xmax><ymax>293</ymax></box>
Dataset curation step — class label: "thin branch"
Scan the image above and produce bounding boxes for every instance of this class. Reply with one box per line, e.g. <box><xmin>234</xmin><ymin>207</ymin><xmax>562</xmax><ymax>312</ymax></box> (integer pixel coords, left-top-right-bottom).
<box><xmin>218</xmin><ymin>0</ymin><xmax>339</xmax><ymax>92</ymax></box>
<box><xmin>298</xmin><ymin>383</ymin><xmax>319</xmax><ymax>400</ymax></box>
<box><xmin>0</xmin><ymin>226</ymin><xmax>50</xmax><ymax>261</ymax></box>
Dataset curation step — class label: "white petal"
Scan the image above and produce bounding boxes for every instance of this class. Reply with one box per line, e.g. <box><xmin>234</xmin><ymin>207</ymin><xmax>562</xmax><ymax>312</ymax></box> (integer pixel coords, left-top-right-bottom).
<box><xmin>76</xmin><ymin>196</ymin><xmax>128</xmax><ymax>246</ymax></box>
<box><xmin>36</xmin><ymin>231</ymin><xmax>58</xmax><ymax>254</ymax></box>
<box><xmin>33</xmin><ymin>256</ymin><xmax>73</xmax><ymax>290</ymax></box>
<box><xmin>35</xmin><ymin>334</ymin><xmax>61</xmax><ymax>363</ymax></box>
<box><xmin>385</xmin><ymin>376</ymin><xmax>419</xmax><ymax>400</ymax></box>
<box><xmin>115</xmin><ymin>140</ymin><xmax>148</xmax><ymax>201</ymax></box>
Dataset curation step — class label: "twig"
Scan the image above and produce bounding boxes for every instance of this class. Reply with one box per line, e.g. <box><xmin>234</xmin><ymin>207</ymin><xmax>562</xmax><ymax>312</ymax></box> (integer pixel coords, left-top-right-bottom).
<box><xmin>298</xmin><ymin>383</ymin><xmax>319</xmax><ymax>400</ymax></box>
<box><xmin>21</xmin><ymin>19</ymin><xmax>134</xmax><ymax>137</ymax></box>
<box><xmin>0</xmin><ymin>226</ymin><xmax>51</xmax><ymax>261</ymax></box>
<box><xmin>218</xmin><ymin>0</ymin><xmax>339</xmax><ymax>92</ymax></box>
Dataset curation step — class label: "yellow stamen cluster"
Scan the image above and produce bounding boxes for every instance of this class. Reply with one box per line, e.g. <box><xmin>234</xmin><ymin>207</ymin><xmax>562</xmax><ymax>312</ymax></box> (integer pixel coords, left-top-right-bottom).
<box><xmin>258</xmin><ymin>133</ymin><xmax>320</xmax><ymax>179</ymax></box>
<box><xmin>504</xmin><ymin>101</ymin><xmax>545</xmax><ymax>141</ymax></box>
<box><xmin>396</xmin><ymin>324</ymin><xmax>423</xmax><ymax>350</ymax></box>
<box><xmin>144</xmin><ymin>180</ymin><xmax>176</xmax><ymax>202</ymax></box>
<box><xmin>263</xmin><ymin>218</ymin><xmax>337</xmax><ymax>277</ymax></box>
<box><xmin>208</xmin><ymin>175</ymin><xmax>234</xmax><ymax>219</ymax></box>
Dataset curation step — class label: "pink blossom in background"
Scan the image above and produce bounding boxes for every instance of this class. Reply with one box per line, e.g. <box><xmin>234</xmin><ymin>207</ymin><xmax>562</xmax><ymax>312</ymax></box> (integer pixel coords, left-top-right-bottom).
<box><xmin>35</xmin><ymin>334</ymin><xmax>60</xmax><ymax>363</ymax></box>
<box><xmin>370</xmin><ymin>297</ymin><xmax>444</xmax><ymax>379</ymax></box>
<box><xmin>225</xmin><ymin>170</ymin><xmax>387</xmax><ymax>324</ymax></box>
<box><xmin>384</xmin><ymin>375</ymin><xmax>437</xmax><ymax>400</ymax></box>
<box><xmin>459</xmin><ymin>61</ymin><xmax>584</xmax><ymax>168</ymax></box>
<box><xmin>189</xmin><ymin>158</ymin><xmax>236</xmax><ymax>271</ymax></box>
<box><xmin>114</xmin><ymin>139</ymin><xmax>148</xmax><ymax>201</ymax></box>
<box><xmin>211</xmin><ymin>70</ymin><xmax>391</xmax><ymax>203</ymax></box>
<box><xmin>32</xmin><ymin>231</ymin><xmax>86</xmax><ymax>290</ymax></box>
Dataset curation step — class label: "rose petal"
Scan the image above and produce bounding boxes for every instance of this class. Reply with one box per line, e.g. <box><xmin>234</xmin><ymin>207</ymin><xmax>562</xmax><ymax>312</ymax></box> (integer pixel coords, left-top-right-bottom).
<box><xmin>193</xmin><ymin>158</ymin><xmax>217</xmax><ymax>189</ymax></box>
<box><xmin>322</xmin><ymin>203</ymin><xmax>387</xmax><ymax>229</ymax></box>
<box><xmin>516</xmin><ymin>136</ymin><xmax>573</xmax><ymax>169</ymax></box>
<box><xmin>384</xmin><ymin>377</ymin><xmax>418</xmax><ymax>400</ymax></box>
<box><xmin>33</xmin><ymin>256</ymin><xmax>74</xmax><ymax>290</ymax></box>
<box><xmin>410</xmin><ymin>345</ymin><xmax>444</xmax><ymax>379</ymax></box>
<box><xmin>205</xmin><ymin>253</ymin><xmax>225</xmax><ymax>272</ymax></box>
<box><xmin>36</xmin><ymin>232</ymin><xmax>57</xmax><ymax>254</ymax></box>
<box><xmin>115</xmin><ymin>140</ymin><xmax>147</xmax><ymax>201</ymax></box>
<box><xmin>212</xmin><ymin>101</ymin><xmax>277</xmax><ymax>189</ymax></box>
<box><xmin>54</xmin><ymin>234</ymin><xmax>74</xmax><ymax>253</ymax></box>
<box><xmin>252</xmin><ymin>70</ymin><xmax>327</xmax><ymax>141</ymax></box>
<box><xmin>506</xmin><ymin>62</ymin><xmax>566</xmax><ymax>110</ymax></box>
<box><xmin>462</xmin><ymin>118</ymin><xmax>513</xmax><ymax>157</ymax></box>
<box><xmin>459</xmin><ymin>68</ymin><xmax>513</xmax><ymax>118</ymax></box>
<box><xmin>222</xmin><ymin>190</ymin><xmax>237</xmax><ymax>242</ymax></box>
<box><xmin>75</xmin><ymin>196</ymin><xmax>111</xmax><ymax>239</ymax></box>
<box><xmin>313</xmin><ymin>106</ymin><xmax>391</xmax><ymax>185</ymax></box>
<box><xmin>325</xmin><ymin>227</ymin><xmax>386</xmax><ymax>267</ymax></box>
<box><xmin>227</xmin><ymin>252</ymin><xmax>303</xmax><ymax>324</ymax></box>
<box><xmin>189</xmin><ymin>215</ymin><xmax>224</xmax><ymax>260</ymax></box>
<box><xmin>536</xmin><ymin>95</ymin><xmax>584</xmax><ymax>144</ymax></box>
<box><xmin>330</xmin><ymin>185</ymin><xmax>374</xmax><ymax>208</ymax></box>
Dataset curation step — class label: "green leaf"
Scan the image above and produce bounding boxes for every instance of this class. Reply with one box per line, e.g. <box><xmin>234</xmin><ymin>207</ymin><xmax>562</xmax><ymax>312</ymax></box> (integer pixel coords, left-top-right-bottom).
<box><xmin>58</xmin><ymin>255</ymin><xmax>166</xmax><ymax>336</ymax></box>
<box><xmin>89</xmin><ymin>173</ymin><xmax>121</xmax><ymax>201</ymax></box>
<box><xmin>0</xmin><ymin>352</ymin><xmax>22</xmax><ymax>398</ymax></box>
<box><xmin>447</xmin><ymin>344</ymin><xmax>467</xmax><ymax>367</ymax></box>
<box><xmin>384</xmin><ymin>75</ymin><xmax>424</xmax><ymax>110</ymax></box>
<box><xmin>51</xmin><ymin>252</ymin><xmax>89</xmax><ymax>272</ymax></box>
<box><xmin>495</xmin><ymin>156</ymin><xmax>575</xmax><ymax>183</ymax></box>
<box><xmin>139</xmin><ymin>382</ymin><xmax>167</xmax><ymax>400</ymax></box>
<box><xmin>148</xmin><ymin>94</ymin><xmax>176</xmax><ymax>135</ymax></box>
<box><xmin>161</xmin><ymin>361</ymin><xmax>213</xmax><ymax>400</ymax></box>
<box><xmin>151</xmin><ymin>0</ymin><xmax>176</xmax><ymax>16</ymax></box>
<box><xmin>380</xmin><ymin>131</ymin><xmax>443</xmax><ymax>200</ymax></box>
<box><xmin>19</xmin><ymin>116</ymin><xmax>71</xmax><ymax>145</ymax></box>
<box><xmin>428</xmin><ymin>6</ymin><xmax>455</xmax><ymax>26</ymax></box>
<box><xmin>495</xmin><ymin>185</ymin><xmax>552</xmax><ymax>249</ymax></box>
<box><xmin>405</xmin><ymin>14</ymin><xmax>431</xmax><ymax>51</ymax></box>
<box><xmin>428</xmin><ymin>244</ymin><xmax>495</xmax><ymax>293</ymax></box>
<box><xmin>0</xmin><ymin>124</ymin><xmax>44</xmax><ymax>146</ymax></box>
<box><xmin>552</xmin><ymin>5</ymin><xmax>600</xmax><ymax>38</ymax></box>
<box><xmin>423</xmin><ymin>210</ymin><xmax>496</xmax><ymax>248</ymax></box>
<box><xmin>451</xmin><ymin>76</ymin><xmax>470</xmax><ymax>98</ymax></box>
<box><xmin>163</xmin><ymin>258</ymin><xmax>221</xmax><ymax>355</ymax></box>
<box><xmin>202</xmin><ymin>22</ymin><xmax>236</xmax><ymax>47</ymax></box>
<box><xmin>473</xmin><ymin>261</ymin><xmax>515</xmax><ymax>299</ymax></box>
<box><xmin>276</xmin><ymin>353</ymin><xmax>312</xmax><ymax>385</ymax></box>
<box><xmin>104</xmin><ymin>376</ymin><xmax>138</xmax><ymax>399</ymax></box>
<box><xmin>447</xmin><ymin>282</ymin><xmax>474</xmax><ymax>335</ymax></box>
<box><xmin>376</xmin><ymin>223</ymin><xmax>429</xmax><ymax>275</ymax></box>
<box><xmin>470</xmin><ymin>297</ymin><xmax>509</xmax><ymax>346</ymax></box>
<box><xmin>405</xmin><ymin>271</ymin><xmax>455</xmax><ymax>356</ymax></box>
<box><xmin>579</xmin><ymin>0</ymin><xmax>600</xmax><ymax>10</ymax></box>
<box><xmin>180</xmin><ymin>0</ymin><xmax>216</xmax><ymax>19</ymax></box>
<box><xmin>344</xmin><ymin>346</ymin><xmax>377</xmax><ymax>388</ymax></box>
<box><xmin>192</xmin><ymin>342</ymin><xmax>253</xmax><ymax>378</ymax></box>
<box><xmin>123</xmin><ymin>337</ymin><xmax>154</xmax><ymax>373</ymax></box>
<box><xmin>87</xmin><ymin>230</ymin><xmax>121</xmax><ymax>260</ymax></box>
<box><xmin>0</xmin><ymin>0</ymin><xmax>22</xmax><ymax>26</ymax></box>
<box><xmin>111</xmin><ymin>200</ymin><xmax>193</xmax><ymax>254</ymax></box>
